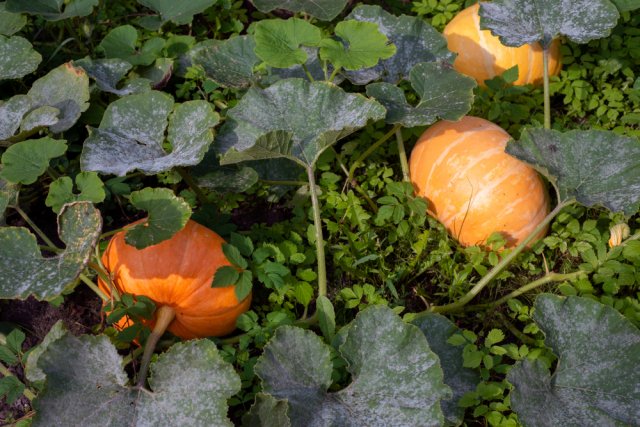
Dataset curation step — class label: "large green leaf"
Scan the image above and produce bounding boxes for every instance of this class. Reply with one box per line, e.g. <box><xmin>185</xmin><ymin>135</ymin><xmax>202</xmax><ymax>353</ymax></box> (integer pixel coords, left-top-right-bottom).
<box><xmin>506</xmin><ymin>128</ymin><xmax>640</xmax><ymax>215</ymax></box>
<box><xmin>31</xmin><ymin>327</ymin><xmax>240</xmax><ymax>426</ymax></box>
<box><xmin>479</xmin><ymin>0</ymin><xmax>620</xmax><ymax>48</ymax></box>
<box><xmin>0</xmin><ymin>175</ymin><xmax>18</xmax><ymax>221</ymax></box>
<box><xmin>137</xmin><ymin>0</ymin><xmax>215</xmax><ymax>26</ymax></box>
<box><xmin>0</xmin><ymin>138</ymin><xmax>67</xmax><ymax>185</ymax></box>
<box><xmin>0</xmin><ymin>202</ymin><xmax>101</xmax><ymax>300</ymax></box>
<box><xmin>0</xmin><ymin>2</ymin><xmax>26</xmax><ymax>35</ymax></box>
<box><xmin>125</xmin><ymin>187</ymin><xmax>192</xmax><ymax>249</ymax></box>
<box><xmin>74</xmin><ymin>57</ymin><xmax>151</xmax><ymax>95</ymax></box>
<box><xmin>508</xmin><ymin>294</ymin><xmax>640</xmax><ymax>426</ymax></box>
<box><xmin>81</xmin><ymin>91</ymin><xmax>218</xmax><ymax>176</ymax></box>
<box><xmin>250</xmin><ymin>0</ymin><xmax>347</xmax><ymax>21</ymax></box>
<box><xmin>253</xmin><ymin>18</ymin><xmax>322</xmax><ymax>69</ymax></box>
<box><xmin>366</xmin><ymin>62</ymin><xmax>476</xmax><ymax>127</ymax></box>
<box><xmin>318</xmin><ymin>20</ymin><xmax>396</xmax><ymax>71</ymax></box>
<box><xmin>242</xmin><ymin>393</ymin><xmax>291</xmax><ymax>427</ymax></box>
<box><xmin>254</xmin><ymin>305</ymin><xmax>450</xmax><ymax>426</ymax></box>
<box><xmin>217</xmin><ymin>78</ymin><xmax>385</xmax><ymax>168</ymax></box>
<box><xmin>97</xmin><ymin>25</ymin><xmax>165</xmax><ymax>66</ymax></box>
<box><xmin>190</xmin><ymin>36</ymin><xmax>259</xmax><ymax>89</ymax></box>
<box><xmin>5</xmin><ymin>0</ymin><xmax>98</xmax><ymax>21</ymax></box>
<box><xmin>413</xmin><ymin>313</ymin><xmax>481</xmax><ymax>426</ymax></box>
<box><xmin>345</xmin><ymin>5</ymin><xmax>454</xmax><ymax>85</ymax></box>
<box><xmin>0</xmin><ymin>35</ymin><xmax>41</xmax><ymax>80</ymax></box>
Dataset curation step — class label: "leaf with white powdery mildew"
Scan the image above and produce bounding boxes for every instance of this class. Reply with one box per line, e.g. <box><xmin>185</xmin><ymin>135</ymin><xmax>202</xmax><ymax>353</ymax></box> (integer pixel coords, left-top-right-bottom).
<box><xmin>508</xmin><ymin>294</ymin><xmax>640</xmax><ymax>426</ymax></box>
<box><xmin>80</xmin><ymin>91</ymin><xmax>218</xmax><ymax>176</ymax></box>
<box><xmin>31</xmin><ymin>327</ymin><xmax>240</xmax><ymax>426</ymax></box>
<box><xmin>125</xmin><ymin>187</ymin><xmax>191</xmax><ymax>249</ymax></box>
<box><xmin>137</xmin><ymin>0</ymin><xmax>216</xmax><ymax>26</ymax></box>
<box><xmin>217</xmin><ymin>78</ymin><xmax>385</xmax><ymax>168</ymax></box>
<box><xmin>366</xmin><ymin>62</ymin><xmax>476</xmax><ymax>127</ymax></box>
<box><xmin>0</xmin><ymin>202</ymin><xmax>101</xmax><ymax>300</ymax></box>
<box><xmin>479</xmin><ymin>0</ymin><xmax>620</xmax><ymax>48</ymax></box>
<box><xmin>190</xmin><ymin>36</ymin><xmax>259</xmax><ymax>88</ymax></box>
<box><xmin>506</xmin><ymin>128</ymin><xmax>640</xmax><ymax>215</ymax></box>
<box><xmin>345</xmin><ymin>5</ymin><xmax>454</xmax><ymax>85</ymax></box>
<box><xmin>0</xmin><ymin>35</ymin><xmax>41</xmax><ymax>80</ymax></box>
<box><xmin>74</xmin><ymin>57</ymin><xmax>151</xmax><ymax>95</ymax></box>
<box><xmin>254</xmin><ymin>305</ymin><xmax>450</xmax><ymax>426</ymax></box>
<box><xmin>0</xmin><ymin>3</ymin><xmax>27</xmax><ymax>35</ymax></box>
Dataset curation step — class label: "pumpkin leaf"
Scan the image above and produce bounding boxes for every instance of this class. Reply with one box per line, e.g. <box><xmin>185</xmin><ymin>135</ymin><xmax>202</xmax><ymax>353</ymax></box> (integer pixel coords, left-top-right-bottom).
<box><xmin>74</xmin><ymin>57</ymin><xmax>151</xmax><ymax>95</ymax></box>
<box><xmin>80</xmin><ymin>91</ymin><xmax>218</xmax><ymax>176</ymax></box>
<box><xmin>26</xmin><ymin>62</ymin><xmax>90</xmax><ymax>133</ymax></box>
<box><xmin>97</xmin><ymin>25</ymin><xmax>165</xmax><ymax>66</ymax></box>
<box><xmin>344</xmin><ymin>5</ymin><xmax>454</xmax><ymax>85</ymax></box>
<box><xmin>253</xmin><ymin>18</ymin><xmax>322</xmax><ymax>69</ymax></box>
<box><xmin>125</xmin><ymin>187</ymin><xmax>191</xmax><ymax>249</ymax></box>
<box><xmin>0</xmin><ymin>176</ymin><xmax>18</xmax><ymax>219</ymax></box>
<box><xmin>316</xmin><ymin>295</ymin><xmax>335</xmax><ymax>342</ymax></box>
<box><xmin>217</xmin><ymin>78</ymin><xmax>386</xmax><ymax>168</ymax></box>
<box><xmin>479</xmin><ymin>0</ymin><xmax>620</xmax><ymax>48</ymax></box>
<box><xmin>318</xmin><ymin>20</ymin><xmax>396</xmax><ymax>71</ymax></box>
<box><xmin>0</xmin><ymin>95</ymin><xmax>31</xmax><ymax>140</ymax></box>
<box><xmin>0</xmin><ymin>138</ymin><xmax>67</xmax><ymax>185</ymax></box>
<box><xmin>254</xmin><ymin>305</ymin><xmax>450</xmax><ymax>426</ymax></box>
<box><xmin>31</xmin><ymin>328</ymin><xmax>240</xmax><ymax>426</ymax></box>
<box><xmin>0</xmin><ymin>202</ymin><xmax>101</xmax><ymax>300</ymax></box>
<box><xmin>0</xmin><ymin>3</ymin><xmax>27</xmax><ymax>35</ymax></box>
<box><xmin>0</xmin><ymin>35</ymin><xmax>41</xmax><ymax>80</ymax></box>
<box><xmin>242</xmin><ymin>393</ymin><xmax>291</xmax><ymax>427</ymax></box>
<box><xmin>366</xmin><ymin>62</ymin><xmax>476</xmax><ymax>127</ymax></box>
<box><xmin>0</xmin><ymin>63</ymin><xmax>89</xmax><ymax>140</ymax></box>
<box><xmin>24</xmin><ymin>321</ymin><xmax>66</xmax><ymax>384</ymax></box>
<box><xmin>508</xmin><ymin>294</ymin><xmax>640</xmax><ymax>425</ymax></box>
<box><xmin>610</xmin><ymin>0</ymin><xmax>640</xmax><ymax>11</ymax></box>
<box><xmin>266</xmin><ymin>46</ymin><xmax>338</xmax><ymax>84</ymax></box>
<box><xmin>413</xmin><ymin>313</ymin><xmax>481</xmax><ymax>426</ymax></box>
<box><xmin>5</xmin><ymin>0</ymin><xmax>98</xmax><ymax>21</ymax></box>
<box><xmin>190</xmin><ymin>36</ymin><xmax>260</xmax><ymax>89</ymax></box>
<box><xmin>250</xmin><ymin>0</ymin><xmax>347</xmax><ymax>21</ymax></box>
<box><xmin>45</xmin><ymin>172</ymin><xmax>106</xmax><ymax>214</ymax></box>
<box><xmin>506</xmin><ymin>128</ymin><xmax>640</xmax><ymax>215</ymax></box>
<box><xmin>197</xmin><ymin>166</ymin><xmax>259</xmax><ymax>194</ymax></box>
<box><xmin>137</xmin><ymin>0</ymin><xmax>216</xmax><ymax>26</ymax></box>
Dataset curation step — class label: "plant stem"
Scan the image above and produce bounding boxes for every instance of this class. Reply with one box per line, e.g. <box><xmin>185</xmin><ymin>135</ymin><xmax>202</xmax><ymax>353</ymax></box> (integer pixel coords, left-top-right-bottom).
<box><xmin>79</xmin><ymin>273</ymin><xmax>109</xmax><ymax>302</ymax></box>
<box><xmin>395</xmin><ymin>127</ymin><xmax>410</xmax><ymax>182</ymax></box>
<box><xmin>348</xmin><ymin>124</ymin><xmax>401</xmax><ymax>183</ymax></box>
<box><xmin>543</xmin><ymin>46</ymin><xmax>551</xmax><ymax>130</ymax></box>
<box><xmin>306</xmin><ymin>166</ymin><xmax>327</xmax><ymax>298</ymax></box>
<box><xmin>426</xmin><ymin>199</ymin><xmax>575</xmax><ymax>314</ymax></box>
<box><xmin>259</xmin><ymin>179</ymin><xmax>309</xmax><ymax>187</ymax></box>
<box><xmin>136</xmin><ymin>305</ymin><xmax>175</xmax><ymax>388</ymax></box>
<box><xmin>0</xmin><ymin>127</ymin><xmax>45</xmax><ymax>147</ymax></box>
<box><xmin>301</xmin><ymin>63</ymin><xmax>315</xmax><ymax>82</ymax></box>
<box><xmin>176</xmin><ymin>167</ymin><xmax>209</xmax><ymax>206</ymax></box>
<box><xmin>328</xmin><ymin>67</ymin><xmax>341</xmax><ymax>83</ymax></box>
<box><xmin>0</xmin><ymin>363</ymin><xmax>36</xmax><ymax>401</ymax></box>
<box><xmin>494</xmin><ymin>311</ymin><xmax>537</xmax><ymax>346</ymax></box>
<box><xmin>14</xmin><ymin>206</ymin><xmax>57</xmax><ymax>249</ymax></box>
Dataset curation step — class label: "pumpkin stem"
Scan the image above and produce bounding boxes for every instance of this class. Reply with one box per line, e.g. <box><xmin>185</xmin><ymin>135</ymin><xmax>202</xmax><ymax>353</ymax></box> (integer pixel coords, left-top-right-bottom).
<box><xmin>136</xmin><ymin>305</ymin><xmax>176</xmax><ymax>388</ymax></box>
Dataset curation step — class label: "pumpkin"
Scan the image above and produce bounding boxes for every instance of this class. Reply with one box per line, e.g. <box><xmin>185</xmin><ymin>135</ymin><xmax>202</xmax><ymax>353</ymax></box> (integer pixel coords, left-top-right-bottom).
<box><xmin>443</xmin><ymin>3</ymin><xmax>561</xmax><ymax>86</ymax></box>
<box><xmin>409</xmin><ymin>116</ymin><xmax>549</xmax><ymax>248</ymax></box>
<box><xmin>99</xmin><ymin>219</ymin><xmax>251</xmax><ymax>340</ymax></box>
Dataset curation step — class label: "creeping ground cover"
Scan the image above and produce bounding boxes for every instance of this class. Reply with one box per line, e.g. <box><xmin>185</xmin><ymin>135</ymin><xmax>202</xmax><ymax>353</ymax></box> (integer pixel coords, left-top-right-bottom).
<box><xmin>1</xmin><ymin>0</ymin><xmax>640</xmax><ymax>425</ymax></box>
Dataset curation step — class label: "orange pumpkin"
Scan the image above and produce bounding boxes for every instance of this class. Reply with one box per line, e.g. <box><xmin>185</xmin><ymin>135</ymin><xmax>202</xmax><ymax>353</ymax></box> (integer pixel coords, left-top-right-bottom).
<box><xmin>443</xmin><ymin>3</ymin><xmax>561</xmax><ymax>86</ymax></box>
<box><xmin>99</xmin><ymin>219</ymin><xmax>251</xmax><ymax>339</ymax></box>
<box><xmin>409</xmin><ymin>116</ymin><xmax>549</xmax><ymax>248</ymax></box>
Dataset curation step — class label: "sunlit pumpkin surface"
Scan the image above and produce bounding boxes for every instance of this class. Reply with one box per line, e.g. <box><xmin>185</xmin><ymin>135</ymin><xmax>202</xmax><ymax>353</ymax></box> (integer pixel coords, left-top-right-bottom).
<box><xmin>410</xmin><ymin>116</ymin><xmax>550</xmax><ymax>248</ymax></box>
<box><xmin>443</xmin><ymin>3</ymin><xmax>561</xmax><ymax>86</ymax></box>
<box><xmin>99</xmin><ymin>220</ymin><xmax>251</xmax><ymax>339</ymax></box>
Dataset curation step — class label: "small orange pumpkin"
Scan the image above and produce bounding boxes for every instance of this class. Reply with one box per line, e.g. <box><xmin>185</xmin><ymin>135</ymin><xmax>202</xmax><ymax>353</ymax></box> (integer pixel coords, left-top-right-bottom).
<box><xmin>409</xmin><ymin>116</ymin><xmax>549</xmax><ymax>248</ymax></box>
<box><xmin>443</xmin><ymin>3</ymin><xmax>561</xmax><ymax>86</ymax></box>
<box><xmin>99</xmin><ymin>219</ymin><xmax>251</xmax><ymax>339</ymax></box>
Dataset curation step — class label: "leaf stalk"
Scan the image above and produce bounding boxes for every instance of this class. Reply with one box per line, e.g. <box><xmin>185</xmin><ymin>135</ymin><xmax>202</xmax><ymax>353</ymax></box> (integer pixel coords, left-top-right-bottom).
<box><xmin>306</xmin><ymin>166</ymin><xmax>327</xmax><ymax>298</ymax></box>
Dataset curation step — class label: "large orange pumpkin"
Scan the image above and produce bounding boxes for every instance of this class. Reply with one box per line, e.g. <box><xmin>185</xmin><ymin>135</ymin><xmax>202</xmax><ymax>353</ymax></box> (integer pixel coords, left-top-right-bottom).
<box><xmin>409</xmin><ymin>116</ymin><xmax>549</xmax><ymax>248</ymax></box>
<box><xmin>443</xmin><ymin>3</ymin><xmax>561</xmax><ymax>86</ymax></box>
<box><xmin>99</xmin><ymin>219</ymin><xmax>251</xmax><ymax>339</ymax></box>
